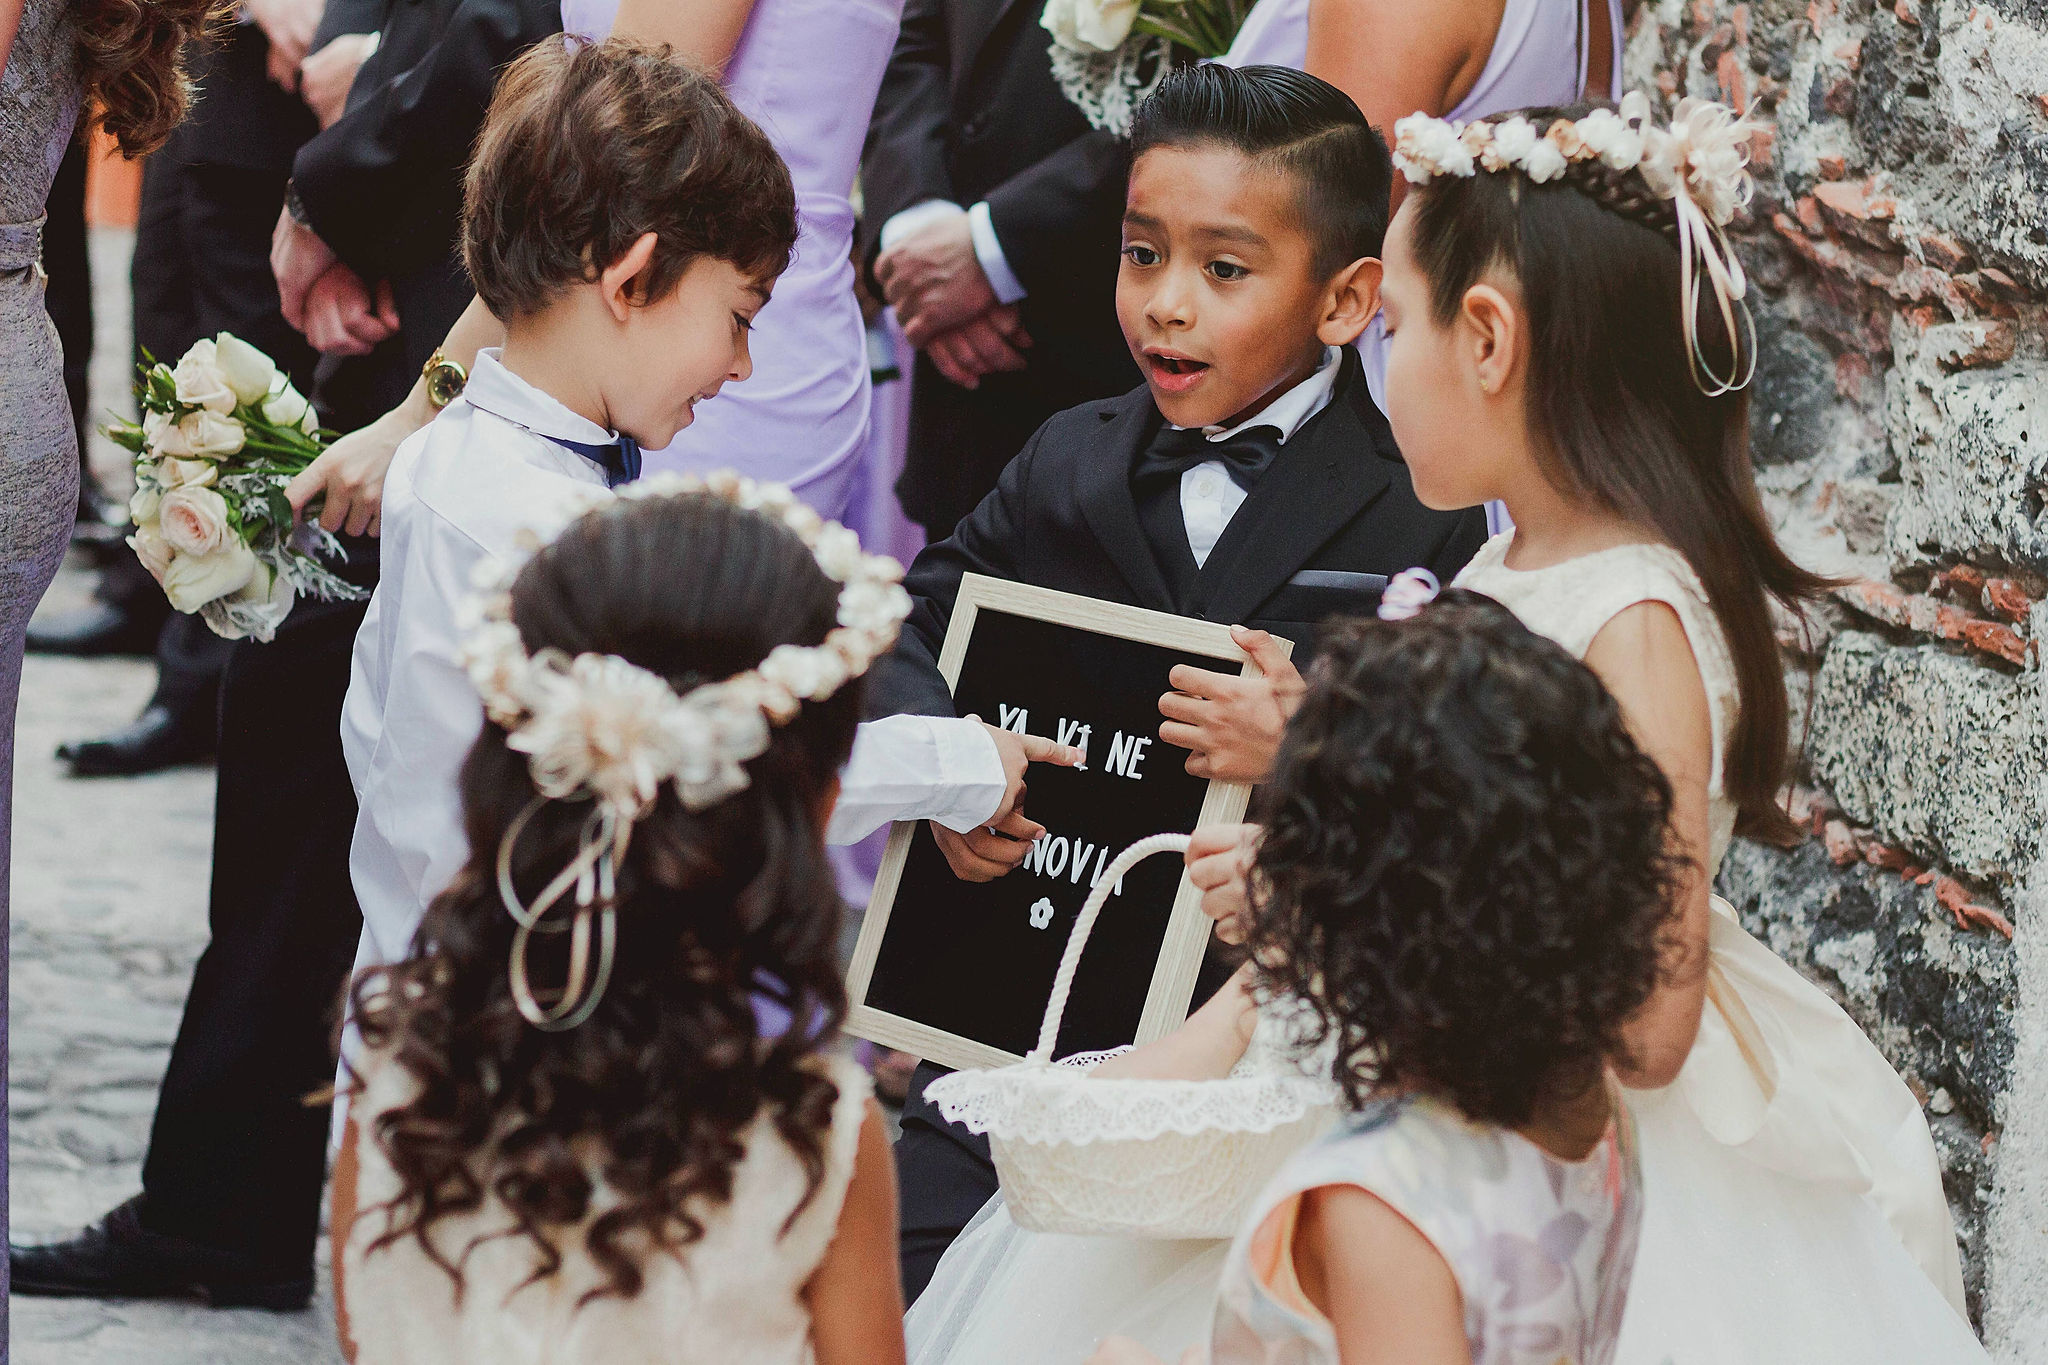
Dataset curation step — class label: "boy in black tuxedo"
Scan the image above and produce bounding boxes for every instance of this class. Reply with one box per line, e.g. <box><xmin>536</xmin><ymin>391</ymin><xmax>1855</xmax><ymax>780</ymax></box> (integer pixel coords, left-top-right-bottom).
<box><xmin>877</xmin><ymin>63</ymin><xmax>1490</xmax><ymax>1300</ymax></box>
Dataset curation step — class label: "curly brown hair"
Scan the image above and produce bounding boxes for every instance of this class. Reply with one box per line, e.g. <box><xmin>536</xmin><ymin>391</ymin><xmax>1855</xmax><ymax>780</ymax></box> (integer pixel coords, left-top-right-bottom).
<box><xmin>73</xmin><ymin>0</ymin><xmax>231</xmax><ymax>157</ymax></box>
<box><xmin>350</xmin><ymin>493</ymin><xmax>861</xmax><ymax>1304</ymax></box>
<box><xmin>462</xmin><ymin>35</ymin><xmax>798</xmax><ymax>320</ymax></box>
<box><xmin>1244</xmin><ymin>592</ymin><xmax>1685</xmax><ymax>1127</ymax></box>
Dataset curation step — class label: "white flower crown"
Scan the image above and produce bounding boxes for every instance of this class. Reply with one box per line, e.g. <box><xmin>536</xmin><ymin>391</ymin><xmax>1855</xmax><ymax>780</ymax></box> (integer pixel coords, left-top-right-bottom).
<box><xmin>1392</xmin><ymin>92</ymin><xmax>1760</xmax><ymax>396</ymax></box>
<box><xmin>456</xmin><ymin>470</ymin><xmax>913</xmax><ymax>1030</ymax></box>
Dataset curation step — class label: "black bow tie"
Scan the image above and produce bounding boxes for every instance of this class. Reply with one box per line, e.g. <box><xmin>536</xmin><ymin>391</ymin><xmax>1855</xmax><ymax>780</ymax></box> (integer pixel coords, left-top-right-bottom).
<box><xmin>549</xmin><ymin>433</ymin><xmax>642</xmax><ymax>489</ymax></box>
<box><xmin>1133</xmin><ymin>424</ymin><xmax>1283</xmax><ymax>494</ymax></box>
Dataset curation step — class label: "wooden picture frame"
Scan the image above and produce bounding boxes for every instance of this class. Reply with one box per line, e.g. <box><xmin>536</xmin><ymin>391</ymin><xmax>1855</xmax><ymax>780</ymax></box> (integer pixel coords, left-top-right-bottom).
<box><xmin>845</xmin><ymin>574</ymin><xmax>1288</xmax><ymax>1071</ymax></box>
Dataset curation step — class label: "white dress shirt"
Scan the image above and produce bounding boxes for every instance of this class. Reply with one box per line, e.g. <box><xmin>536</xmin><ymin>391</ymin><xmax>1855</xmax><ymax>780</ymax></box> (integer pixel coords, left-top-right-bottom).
<box><xmin>342</xmin><ymin>351</ymin><xmax>1009</xmax><ymax>979</ymax></box>
<box><xmin>1173</xmin><ymin>345</ymin><xmax>1342</xmax><ymax>567</ymax></box>
<box><xmin>879</xmin><ymin>199</ymin><xmax>1030</xmax><ymax>305</ymax></box>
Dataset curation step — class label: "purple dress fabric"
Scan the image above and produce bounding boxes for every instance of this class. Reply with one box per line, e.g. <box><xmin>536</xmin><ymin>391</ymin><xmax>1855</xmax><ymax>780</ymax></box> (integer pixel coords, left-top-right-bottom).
<box><xmin>561</xmin><ymin>0</ymin><xmax>905</xmax><ymax>521</ymax></box>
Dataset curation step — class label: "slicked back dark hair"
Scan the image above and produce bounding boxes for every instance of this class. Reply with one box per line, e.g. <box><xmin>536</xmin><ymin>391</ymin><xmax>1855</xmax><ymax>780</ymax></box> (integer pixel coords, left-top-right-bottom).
<box><xmin>1129</xmin><ymin>62</ymin><xmax>1393</xmax><ymax>277</ymax></box>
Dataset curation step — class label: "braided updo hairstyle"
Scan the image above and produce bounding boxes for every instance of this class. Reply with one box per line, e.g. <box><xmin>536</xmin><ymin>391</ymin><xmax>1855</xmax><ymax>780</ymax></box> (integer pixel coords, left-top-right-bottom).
<box><xmin>351</xmin><ymin>494</ymin><xmax>861</xmax><ymax>1304</ymax></box>
<box><xmin>1406</xmin><ymin>103</ymin><xmax>1829</xmax><ymax>843</ymax></box>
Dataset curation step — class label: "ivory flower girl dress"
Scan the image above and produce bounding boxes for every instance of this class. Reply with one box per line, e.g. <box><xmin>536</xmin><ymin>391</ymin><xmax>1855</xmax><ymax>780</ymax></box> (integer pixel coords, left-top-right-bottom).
<box><xmin>1455</xmin><ymin>533</ymin><xmax>1989</xmax><ymax>1362</ymax></box>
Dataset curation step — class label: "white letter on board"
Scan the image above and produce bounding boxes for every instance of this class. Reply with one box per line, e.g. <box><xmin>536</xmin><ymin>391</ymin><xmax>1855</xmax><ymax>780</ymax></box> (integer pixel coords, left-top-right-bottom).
<box><xmin>998</xmin><ymin>705</ymin><xmax>1029</xmax><ymax>733</ymax></box>
<box><xmin>1043</xmin><ymin>836</ymin><xmax>1069</xmax><ymax>878</ymax></box>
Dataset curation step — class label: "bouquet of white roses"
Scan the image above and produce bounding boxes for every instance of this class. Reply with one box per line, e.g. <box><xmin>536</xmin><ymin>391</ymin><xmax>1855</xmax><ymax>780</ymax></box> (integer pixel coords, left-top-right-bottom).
<box><xmin>1042</xmin><ymin>0</ymin><xmax>1257</xmax><ymax>132</ymax></box>
<box><xmin>105</xmin><ymin>333</ymin><xmax>369</xmax><ymax>643</ymax></box>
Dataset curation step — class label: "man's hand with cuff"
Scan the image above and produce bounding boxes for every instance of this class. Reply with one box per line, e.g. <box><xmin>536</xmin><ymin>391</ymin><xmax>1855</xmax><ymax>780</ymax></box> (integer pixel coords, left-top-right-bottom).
<box><xmin>931</xmin><ymin>719</ymin><xmax>1083</xmax><ymax>883</ymax></box>
<box><xmin>876</xmin><ymin>200</ymin><xmax>1035</xmax><ymax>389</ymax></box>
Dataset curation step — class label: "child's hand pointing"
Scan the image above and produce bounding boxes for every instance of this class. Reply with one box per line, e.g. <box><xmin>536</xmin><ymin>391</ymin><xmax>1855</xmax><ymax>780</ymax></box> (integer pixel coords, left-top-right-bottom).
<box><xmin>1158</xmin><ymin>626</ymin><xmax>1304</xmax><ymax>782</ymax></box>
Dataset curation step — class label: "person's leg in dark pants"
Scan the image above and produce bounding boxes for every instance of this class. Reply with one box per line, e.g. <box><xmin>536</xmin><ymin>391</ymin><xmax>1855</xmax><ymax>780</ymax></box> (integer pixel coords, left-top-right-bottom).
<box><xmin>42</xmin><ymin>140</ymin><xmax>95</xmax><ymax>482</ymax></box>
<box><xmin>895</xmin><ymin>1061</ymin><xmax>1000</xmax><ymax>1305</ymax></box>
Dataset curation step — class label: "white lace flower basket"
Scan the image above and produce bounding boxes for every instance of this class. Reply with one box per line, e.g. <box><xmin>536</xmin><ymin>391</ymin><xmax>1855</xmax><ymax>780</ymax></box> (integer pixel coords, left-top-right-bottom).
<box><xmin>925</xmin><ymin>835</ymin><xmax>1333</xmax><ymax>1240</ymax></box>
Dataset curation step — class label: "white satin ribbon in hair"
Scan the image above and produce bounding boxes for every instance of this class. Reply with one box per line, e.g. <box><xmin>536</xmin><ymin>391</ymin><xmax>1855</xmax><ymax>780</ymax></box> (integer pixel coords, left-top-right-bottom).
<box><xmin>497</xmin><ymin>797</ymin><xmax>624</xmax><ymax>1032</ymax></box>
<box><xmin>1673</xmin><ymin>188</ymin><xmax>1758</xmax><ymax>398</ymax></box>
<box><xmin>1378</xmin><ymin>568</ymin><xmax>1443</xmax><ymax>621</ymax></box>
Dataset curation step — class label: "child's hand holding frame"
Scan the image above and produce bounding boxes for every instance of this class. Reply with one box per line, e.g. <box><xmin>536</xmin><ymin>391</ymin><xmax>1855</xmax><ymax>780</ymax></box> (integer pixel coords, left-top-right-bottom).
<box><xmin>1157</xmin><ymin>627</ymin><xmax>1305</xmax><ymax>782</ymax></box>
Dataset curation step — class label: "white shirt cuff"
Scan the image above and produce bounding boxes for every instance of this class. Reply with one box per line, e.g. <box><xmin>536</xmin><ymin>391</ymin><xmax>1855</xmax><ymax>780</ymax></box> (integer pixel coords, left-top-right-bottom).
<box><xmin>826</xmin><ymin>715</ymin><xmax>1009</xmax><ymax>845</ymax></box>
<box><xmin>967</xmin><ymin>201</ymin><xmax>1028</xmax><ymax>305</ymax></box>
<box><xmin>879</xmin><ymin>199</ymin><xmax>964</xmax><ymax>254</ymax></box>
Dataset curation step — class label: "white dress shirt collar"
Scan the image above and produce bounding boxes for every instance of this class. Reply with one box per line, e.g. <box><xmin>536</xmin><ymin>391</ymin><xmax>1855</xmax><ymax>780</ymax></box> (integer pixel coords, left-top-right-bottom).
<box><xmin>461</xmin><ymin>348</ymin><xmax>621</xmax><ymax>450</ymax></box>
<box><xmin>1172</xmin><ymin>344</ymin><xmax>1343</xmax><ymax>445</ymax></box>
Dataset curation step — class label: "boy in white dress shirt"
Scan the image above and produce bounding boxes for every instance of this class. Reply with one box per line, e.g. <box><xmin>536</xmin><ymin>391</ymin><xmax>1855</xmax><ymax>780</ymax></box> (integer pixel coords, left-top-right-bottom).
<box><xmin>342</xmin><ymin>39</ymin><xmax>1063</xmax><ymax>988</ymax></box>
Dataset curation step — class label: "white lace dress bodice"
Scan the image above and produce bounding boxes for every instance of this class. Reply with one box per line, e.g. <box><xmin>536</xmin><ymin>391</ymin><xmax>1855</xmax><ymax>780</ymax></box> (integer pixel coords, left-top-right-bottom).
<box><xmin>344</xmin><ymin>1051</ymin><xmax>871</xmax><ymax>1365</ymax></box>
<box><xmin>1453</xmin><ymin>532</ymin><xmax>1985</xmax><ymax>1362</ymax></box>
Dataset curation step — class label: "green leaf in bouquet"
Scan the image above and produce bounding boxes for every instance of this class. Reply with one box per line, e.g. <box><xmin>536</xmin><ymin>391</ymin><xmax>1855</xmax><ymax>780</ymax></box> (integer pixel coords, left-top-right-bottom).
<box><xmin>266</xmin><ymin>487</ymin><xmax>294</xmax><ymax>531</ymax></box>
<box><xmin>104</xmin><ymin>420</ymin><xmax>147</xmax><ymax>454</ymax></box>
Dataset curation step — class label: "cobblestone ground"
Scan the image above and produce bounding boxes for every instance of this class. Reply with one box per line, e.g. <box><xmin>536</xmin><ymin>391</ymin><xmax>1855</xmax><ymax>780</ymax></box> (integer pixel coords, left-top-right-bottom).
<box><xmin>9</xmin><ymin>227</ymin><xmax>344</xmax><ymax>1363</ymax></box>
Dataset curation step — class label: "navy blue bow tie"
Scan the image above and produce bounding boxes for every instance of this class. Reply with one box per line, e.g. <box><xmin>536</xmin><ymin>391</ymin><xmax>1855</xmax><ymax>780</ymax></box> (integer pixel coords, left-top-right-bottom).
<box><xmin>549</xmin><ymin>433</ymin><xmax>642</xmax><ymax>488</ymax></box>
<box><xmin>1134</xmin><ymin>423</ymin><xmax>1283</xmax><ymax>494</ymax></box>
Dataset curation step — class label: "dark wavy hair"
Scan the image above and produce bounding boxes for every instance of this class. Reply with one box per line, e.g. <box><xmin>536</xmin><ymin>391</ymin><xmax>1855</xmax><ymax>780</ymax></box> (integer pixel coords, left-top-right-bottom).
<box><xmin>75</xmin><ymin>0</ymin><xmax>232</xmax><ymax>156</ymax></box>
<box><xmin>349</xmin><ymin>493</ymin><xmax>860</xmax><ymax>1304</ymax></box>
<box><xmin>463</xmin><ymin>36</ymin><xmax>798</xmax><ymax>319</ymax></box>
<box><xmin>1130</xmin><ymin>62</ymin><xmax>1393</xmax><ymax>277</ymax></box>
<box><xmin>1244</xmin><ymin>593</ymin><xmax>1684</xmax><ymax>1127</ymax></box>
<box><xmin>1407</xmin><ymin>104</ymin><xmax>1832</xmax><ymax>843</ymax></box>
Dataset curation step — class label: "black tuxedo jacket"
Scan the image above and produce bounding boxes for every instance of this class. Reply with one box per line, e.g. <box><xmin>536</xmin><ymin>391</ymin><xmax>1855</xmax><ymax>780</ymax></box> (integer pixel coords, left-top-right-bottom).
<box><xmin>868</xmin><ymin>349</ymin><xmax>1492</xmax><ymax>718</ymax></box>
<box><xmin>177</xmin><ymin>2</ymin><xmax>383</xmax><ymax>174</ymax></box>
<box><xmin>860</xmin><ymin>0</ymin><xmax>1140</xmax><ymax>534</ymax></box>
<box><xmin>291</xmin><ymin>0</ymin><xmax>561</xmax><ymax>287</ymax></box>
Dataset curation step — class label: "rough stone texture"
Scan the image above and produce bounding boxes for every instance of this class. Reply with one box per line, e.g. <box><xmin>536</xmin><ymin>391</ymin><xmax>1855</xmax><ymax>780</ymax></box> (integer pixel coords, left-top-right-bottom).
<box><xmin>1629</xmin><ymin>0</ymin><xmax>2048</xmax><ymax>1351</ymax></box>
<box><xmin>1810</xmin><ymin>631</ymin><xmax>2043</xmax><ymax>889</ymax></box>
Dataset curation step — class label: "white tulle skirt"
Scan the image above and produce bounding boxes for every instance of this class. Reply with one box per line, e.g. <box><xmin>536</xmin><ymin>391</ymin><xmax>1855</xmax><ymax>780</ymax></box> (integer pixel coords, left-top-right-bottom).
<box><xmin>903</xmin><ymin>901</ymin><xmax>1991</xmax><ymax>1365</ymax></box>
<box><xmin>905</xmin><ymin>1196</ymin><xmax>1226</xmax><ymax>1365</ymax></box>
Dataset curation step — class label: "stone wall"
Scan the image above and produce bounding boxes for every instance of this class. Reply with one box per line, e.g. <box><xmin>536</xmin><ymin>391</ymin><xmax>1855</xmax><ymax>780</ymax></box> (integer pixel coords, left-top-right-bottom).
<box><xmin>1625</xmin><ymin>0</ymin><xmax>2047</xmax><ymax>1351</ymax></box>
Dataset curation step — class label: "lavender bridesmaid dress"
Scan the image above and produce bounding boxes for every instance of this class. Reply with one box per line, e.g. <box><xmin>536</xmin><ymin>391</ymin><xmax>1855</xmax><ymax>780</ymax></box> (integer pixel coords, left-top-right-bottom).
<box><xmin>560</xmin><ymin>0</ymin><xmax>905</xmax><ymax>521</ymax></box>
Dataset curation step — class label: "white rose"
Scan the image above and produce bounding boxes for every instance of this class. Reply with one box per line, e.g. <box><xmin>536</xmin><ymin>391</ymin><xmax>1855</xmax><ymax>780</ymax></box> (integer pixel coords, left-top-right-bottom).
<box><xmin>1041</xmin><ymin>0</ymin><xmax>1084</xmax><ymax>49</ymax></box>
<box><xmin>129</xmin><ymin>480</ymin><xmax>162</xmax><ymax>526</ymax></box>
<box><xmin>301</xmin><ymin>403</ymin><xmax>320</xmax><ymax>437</ymax></box>
<box><xmin>213</xmin><ymin>333</ymin><xmax>281</xmax><ymax>406</ymax></box>
<box><xmin>128</xmin><ymin>524</ymin><xmax>174</xmax><ymax>584</ymax></box>
<box><xmin>159</xmin><ymin>485</ymin><xmax>237</xmax><ymax>557</ymax></box>
<box><xmin>154</xmin><ymin>409</ymin><xmax>246</xmax><ymax>460</ymax></box>
<box><xmin>162</xmin><ymin>540</ymin><xmax>258</xmax><ymax>613</ymax></box>
<box><xmin>1042</xmin><ymin>0</ymin><xmax>1136</xmax><ymax>52</ymax></box>
<box><xmin>228</xmin><ymin>559</ymin><xmax>297</xmax><ymax>636</ymax></box>
<box><xmin>156</xmin><ymin>456</ymin><xmax>219</xmax><ymax>489</ymax></box>
<box><xmin>261</xmin><ymin>382</ymin><xmax>312</xmax><ymax>429</ymax></box>
<box><xmin>142</xmin><ymin>410</ymin><xmax>174</xmax><ymax>448</ymax></box>
<box><xmin>172</xmin><ymin>340</ymin><xmax>237</xmax><ymax>415</ymax></box>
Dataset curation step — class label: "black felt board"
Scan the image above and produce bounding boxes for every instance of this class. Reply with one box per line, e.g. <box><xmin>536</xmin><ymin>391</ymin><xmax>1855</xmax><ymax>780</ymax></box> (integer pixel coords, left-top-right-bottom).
<box><xmin>846</xmin><ymin>577</ymin><xmax>1271</xmax><ymax>1070</ymax></box>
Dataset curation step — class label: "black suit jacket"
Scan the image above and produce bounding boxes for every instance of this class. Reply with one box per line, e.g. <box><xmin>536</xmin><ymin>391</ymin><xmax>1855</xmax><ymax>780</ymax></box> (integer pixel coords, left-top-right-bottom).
<box><xmin>861</xmin><ymin>0</ymin><xmax>1140</xmax><ymax>534</ymax></box>
<box><xmin>868</xmin><ymin>349</ymin><xmax>1492</xmax><ymax>719</ymax></box>
<box><xmin>177</xmin><ymin>2</ymin><xmax>384</xmax><ymax>174</ymax></box>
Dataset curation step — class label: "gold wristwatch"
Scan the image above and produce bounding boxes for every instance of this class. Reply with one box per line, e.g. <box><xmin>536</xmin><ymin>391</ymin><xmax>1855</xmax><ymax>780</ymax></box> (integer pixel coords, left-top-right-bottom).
<box><xmin>421</xmin><ymin>349</ymin><xmax>468</xmax><ymax>409</ymax></box>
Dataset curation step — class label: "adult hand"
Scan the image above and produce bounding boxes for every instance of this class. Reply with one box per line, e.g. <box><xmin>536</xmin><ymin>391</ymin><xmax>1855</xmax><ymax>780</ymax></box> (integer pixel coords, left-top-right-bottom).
<box><xmin>876</xmin><ymin>212</ymin><xmax>998</xmax><ymax>349</ymax></box>
<box><xmin>1186</xmin><ymin>822</ymin><xmax>1259</xmax><ymax>945</ymax></box>
<box><xmin>288</xmin><ymin>401</ymin><xmax>420</xmax><ymax>536</ymax></box>
<box><xmin>301</xmin><ymin>263</ymin><xmax>399</xmax><ymax>357</ymax></box>
<box><xmin>932</xmin><ymin>718</ymin><xmax>1082</xmax><ymax>883</ymax></box>
<box><xmin>300</xmin><ymin>32</ymin><xmax>377</xmax><ymax>128</ymax></box>
<box><xmin>924</xmin><ymin>306</ymin><xmax>1031</xmax><ymax>391</ymax></box>
<box><xmin>1158</xmin><ymin>627</ymin><xmax>1305</xmax><ymax>782</ymax></box>
<box><xmin>272</xmin><ymin>208</ymin><xmax>341</xmax><ymax>332</ymax></box>
<box><xmin>247</xmin><ymin>0</ymin><xmax>324</xmax><ymax>88</ymax></box>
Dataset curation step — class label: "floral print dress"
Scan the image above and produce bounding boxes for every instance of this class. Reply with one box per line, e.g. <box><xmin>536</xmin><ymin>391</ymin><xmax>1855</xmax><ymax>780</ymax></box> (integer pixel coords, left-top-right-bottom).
<box><xmin>1209</xmin><ymin>1095</ymin><xmax>1643</xmax><ymax>1365</ymax></box>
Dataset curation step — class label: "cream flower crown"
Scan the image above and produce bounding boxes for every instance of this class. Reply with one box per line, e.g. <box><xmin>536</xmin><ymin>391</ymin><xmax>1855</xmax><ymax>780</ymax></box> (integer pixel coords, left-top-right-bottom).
<box><xmin>456</xmin><ymin>470</ymin><xmax>913</xmax><ymax>1030</ymax></box>
<box><xmin>1392</xmin><ymin>92</ymin><xmax>1759</xmax><ymax>397</ymax></box>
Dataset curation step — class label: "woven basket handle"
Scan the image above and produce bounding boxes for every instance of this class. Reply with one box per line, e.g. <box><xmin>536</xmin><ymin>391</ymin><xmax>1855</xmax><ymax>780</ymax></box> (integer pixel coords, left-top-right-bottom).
<box><xmin>1028</xmin><ymin>832</ymin><xmax>1194</xmax><ymax>1062</ymax></box>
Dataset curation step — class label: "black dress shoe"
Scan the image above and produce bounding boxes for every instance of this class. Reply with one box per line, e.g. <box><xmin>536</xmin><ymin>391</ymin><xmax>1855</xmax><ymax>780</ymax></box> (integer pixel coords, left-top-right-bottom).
<box><xmin>57</xmin><ymin>703</ymin><xmax>214</xmax><ymax>777</ymax></box>
<box><xmin>26</xmin><ymin>601</ymin><xmax>161</xmax><ymax>658</ymax></box>
<box><xmin>10</xmin><ymin>1196</ymin><xmax>313</xmax><ymax>1310</ymax></box>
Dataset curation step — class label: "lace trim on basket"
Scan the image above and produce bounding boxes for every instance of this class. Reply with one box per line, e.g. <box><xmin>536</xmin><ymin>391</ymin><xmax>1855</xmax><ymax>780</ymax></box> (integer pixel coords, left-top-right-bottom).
<box><xmin>925</xmin><ymin>1068</ymin><xmax>1335</xmax><ymax>1147</ymax></box>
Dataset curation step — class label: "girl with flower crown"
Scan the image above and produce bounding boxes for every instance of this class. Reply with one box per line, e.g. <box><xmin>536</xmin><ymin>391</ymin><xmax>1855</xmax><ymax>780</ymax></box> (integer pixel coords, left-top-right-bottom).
<box><xmin>329</xmin><ymin>481</ymin><xmax>915</xmax><ymax>1365</ymax></box>
<box><xmin>1348</xmin><ymin>94</ymin><xmax>1988</xmax><ymax>1360</ymax></box>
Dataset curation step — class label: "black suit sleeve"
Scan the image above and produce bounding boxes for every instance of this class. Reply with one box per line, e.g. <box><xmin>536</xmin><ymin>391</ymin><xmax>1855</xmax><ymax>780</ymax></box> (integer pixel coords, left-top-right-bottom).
<box><xmin>979</xmin><ymin>127</ymin><xmax>1129</xmax><ymax>304</ymax></box>
<box><xmin>312</xmin><ymin>0</ymin><xmax>387</xmax><ymax>54</ymax></box>
<box><xmin>865</xmin><ymin>426</ymin><xmax>1043</xmax><ymax>719</ymax></box>
<box><xmin>1421</xmin><ymin>507</ymin><xmax>1493</xmax><ymax>588</ymax></box>
<box><xmin>291</xmin><ymin>0</ymin><xmax>561</xmax><ymax>282</ymax></box>
<box><xmin>857</xmin><ymin>0</ymin><xmax>956</xmax><ymax>276</ymax></box>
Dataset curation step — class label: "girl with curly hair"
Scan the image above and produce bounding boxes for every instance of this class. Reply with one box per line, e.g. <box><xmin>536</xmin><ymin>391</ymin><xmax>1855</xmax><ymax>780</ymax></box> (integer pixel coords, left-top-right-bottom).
<box><xmin>330</xmin><ymin>485</ymin><xmax>908</xmax><ymax>1365</ymax></box>
<box><xmin>1094</xmin><ymin>592</ymin><xmax>1677</xmax><ymax>1365</ymax></box>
